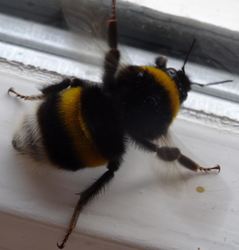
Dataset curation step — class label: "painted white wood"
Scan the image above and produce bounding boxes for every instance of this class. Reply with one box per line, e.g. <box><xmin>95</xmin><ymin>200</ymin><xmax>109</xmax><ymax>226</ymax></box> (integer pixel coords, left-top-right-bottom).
<box><xmin>0</xmin><ymin>60</ymin><xmax>239</xmax><ymax>250</ymax></box>
<box><xmin>0</xmin><ymin>38</ymin><xmax>238</xmax><ymax>126</ymax></box>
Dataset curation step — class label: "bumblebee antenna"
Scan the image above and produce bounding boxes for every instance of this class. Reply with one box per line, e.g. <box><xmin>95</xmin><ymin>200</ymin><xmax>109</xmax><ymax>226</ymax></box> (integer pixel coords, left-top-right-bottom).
<box><xmin>182</xmin><ymin>38</ymin><xmax>196</xmax><ymax>73</ymax></box>
<box><xmin>182</xmin><ymin>39</ymin><xmax>233</xmax><ymax>87</ymax></box>
<box><xmin>192</xmin><ymin>79</ymin><xmax>233</xmax><ymax>87</ymax></box>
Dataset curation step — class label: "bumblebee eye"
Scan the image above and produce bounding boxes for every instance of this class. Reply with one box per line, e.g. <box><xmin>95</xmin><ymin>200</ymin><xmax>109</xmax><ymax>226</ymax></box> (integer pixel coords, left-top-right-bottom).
<box><xmin>167</xmin><ymin>68</ymin><xmax>177</xmax><ymax>78</ymax></box>
<box><xmin>137</xmin><ymin>71</ymin><xmax>144</xmax><ymax>78</ymax></box>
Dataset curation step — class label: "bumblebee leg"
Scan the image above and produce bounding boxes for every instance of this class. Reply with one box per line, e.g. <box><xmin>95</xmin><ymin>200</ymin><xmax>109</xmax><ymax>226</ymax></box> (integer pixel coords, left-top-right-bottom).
<box><xmin>103</xmin><ymin>0</ymin><xmax>120</xmax><ymax>90</ymax></box>
<box><xmin>41</xmin><ymin>78</ymin><xmax>86</xmax><ymax>96</ymax></box>
<box><xmin>107</xmin><ymin>0</ymin><xmax>118</xmax><ymax>50</ymax></box>
<box><xmin>57</xmin><ymin>159</ymin><xmax>121</xmax><ymax>249</ymax></box>
<box><xmin>8</xmin><ymin>78</ymin><xmax>81</xmax><ymax>101</ymax></box>
<box><xmin>40</xmin><ymin>79</ymin><xmax>71</xmax><ymax>95</ymax></box>
<box><xmin>69</xmin><ymin>78</ymin><xmax>86</xmax><ymax>88</ymax></box>
<box><xmin>8</xmin><ymin>87</ymin><xmax>44</xmax><ymax>101</ymax></box>
<box><xmin>134</xmin><ymin>138</ymin><xmax>220</xmax><ymax>173</ymax></box>
<box><xmin>157</xmin><ymin>146</ymin><xmax>220</xmax><ymax>173</ymax></box>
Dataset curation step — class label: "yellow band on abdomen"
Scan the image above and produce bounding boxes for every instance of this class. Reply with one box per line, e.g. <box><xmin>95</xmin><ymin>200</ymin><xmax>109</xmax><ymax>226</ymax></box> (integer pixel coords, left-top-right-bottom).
<box><xmin>58</xmin><ymin>87</ymin><xmax>107</xmax><ymax>167</ymax></box>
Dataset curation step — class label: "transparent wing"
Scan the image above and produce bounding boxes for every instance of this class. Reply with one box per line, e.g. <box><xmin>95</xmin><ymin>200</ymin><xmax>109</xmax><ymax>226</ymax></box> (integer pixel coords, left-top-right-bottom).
<box><xmin>61</xmin><ymin>0</ymin><xmax>109</xmax><ymax>40</ymax></box>
<box><xmin>60</xmin><ymin>0</ymin><xmax>109</xmax><ymax>71</ymax></box>
<box><xmin>61</xmin><ymin>0</ymin><xmax>129</xmax><ymax>71</ymax></box>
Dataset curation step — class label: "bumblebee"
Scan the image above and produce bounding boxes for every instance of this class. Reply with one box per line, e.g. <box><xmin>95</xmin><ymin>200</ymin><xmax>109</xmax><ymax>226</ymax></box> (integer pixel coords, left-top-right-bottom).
<box><xmin>8</xmin><ymin>0</ymin><xmax>221</xmax><ymax>248</ymax></box>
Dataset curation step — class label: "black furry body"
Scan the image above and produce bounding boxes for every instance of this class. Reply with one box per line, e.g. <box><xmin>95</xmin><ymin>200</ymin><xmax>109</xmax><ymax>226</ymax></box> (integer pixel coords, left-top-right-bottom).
<box><xmin>37</xmin><ymin>81</ymin><xmax>125</xmax><ymax>171</ymax></box>
<box><xmin>115</xmin><ymin>66</ymin><xmax>174</xmax><ymax>141</ymax></box>
<box><xmin>36</xmin><ymin>68</ymin><xmax>177</xmax><ymax>171</ymax></box>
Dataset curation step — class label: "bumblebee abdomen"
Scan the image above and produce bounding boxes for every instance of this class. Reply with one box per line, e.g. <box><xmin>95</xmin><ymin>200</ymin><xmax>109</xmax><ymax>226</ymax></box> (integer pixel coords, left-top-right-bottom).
<box><xmin>37</xmin><ymin>85</ymin><xmax>125</xmax><ymax>170</ymax></box>
<box><xmin>58</xmin><ymin>87</ymin><xmax>107</xmax><ymax>167</ymax></box>
<box><xmin>37</xmin><ymin>87</ymin><xmax>108</xmax><ymax>171</ymax></box>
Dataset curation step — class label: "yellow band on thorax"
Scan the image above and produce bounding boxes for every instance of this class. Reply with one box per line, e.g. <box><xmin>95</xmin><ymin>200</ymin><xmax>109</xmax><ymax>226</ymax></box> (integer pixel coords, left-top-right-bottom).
<box><xmin>142</xmin><ymin>66</ymin><xmax>180</xmax><ymax>118</ymax></box>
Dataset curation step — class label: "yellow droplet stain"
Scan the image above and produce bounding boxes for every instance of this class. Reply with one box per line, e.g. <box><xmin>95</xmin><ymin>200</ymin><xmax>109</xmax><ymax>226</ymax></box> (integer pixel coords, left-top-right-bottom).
<box><xmin>196</xmin><ymin>186</ymin><xmax>205</xmax><ymax>193</ymax></box>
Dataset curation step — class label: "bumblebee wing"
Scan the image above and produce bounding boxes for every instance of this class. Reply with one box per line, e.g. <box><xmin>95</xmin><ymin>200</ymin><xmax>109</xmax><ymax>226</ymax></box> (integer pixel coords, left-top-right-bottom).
<box><xmin>61</xmin><ymin>0</ymin><xmax>130</xmax><ymax>71</ymax></box>
<box><xmin>60</xmin><ymin>0</ymin><xmax>106</xmax><ymax>72</ymax></box>
<box><xmin>62</xmin><ymin>0</ymin><xmax>109</xmax><ymax>40</ymax></box>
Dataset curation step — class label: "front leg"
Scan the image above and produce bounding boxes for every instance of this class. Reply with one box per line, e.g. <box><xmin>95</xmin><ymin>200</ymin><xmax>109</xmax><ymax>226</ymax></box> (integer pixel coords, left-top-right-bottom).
<box><xmin>134</xmin><ymin>138</ymin><xmax>220</xmax><ymax>173</ymax></box>
<box><xmin>57</xmin><ymin>159</ymin><xmax>122</xmax><ymax>249</ymax></box>
<box><xmin>103</xmin><ymin>0</ymin><xmax>120</xmax><ymax>90</ymax></box>
<box><xmin>157</xmin><ymin>146</ymin><xmax>220</xmax><ymax>173</ymax></box>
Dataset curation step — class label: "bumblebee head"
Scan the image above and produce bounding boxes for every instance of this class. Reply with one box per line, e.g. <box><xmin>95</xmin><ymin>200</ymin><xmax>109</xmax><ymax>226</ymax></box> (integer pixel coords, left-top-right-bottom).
<box><xmin>155</xmin><ymin>59</ymin><xmax>191</xmax><ymax>102</ymax></box>
<box><xmin>114</xmin><ymin>41</ymin><xmax>197</xmax><ymax>140</ymax></box>
<box><xmin>154</xmin><ymin>39</ymin><xmax>232</xmax><ymax>100</ymax></box>
<box><xmin>155</xmin><ymin>40</ymin><xmax>196</xmax><ymax>102</ymax></box>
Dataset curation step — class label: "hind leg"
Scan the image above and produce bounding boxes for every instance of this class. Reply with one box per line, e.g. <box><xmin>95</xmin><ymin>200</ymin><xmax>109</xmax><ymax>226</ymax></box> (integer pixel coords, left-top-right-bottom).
<box><xmin>41</xmin><ymin>78</ymin><xmax>85</xmax><ymax>96</ymax></box>
<box><xmin>8</xmin><ymin>78</ymin><xmax>85</xmax><ymax>101</ymax></box>
<box><xmin>57</xmin><ymin>159</ymin><xmax>122</xmax><ymax>249</ymax></box>
<box><xmin>7</xmin><ymin>82</ymin><xmax>67</xmax><ymax>101</ymax></box>
<box><xmin>8</xmin><ymin>87</ymin><xmax>45</xmax><ymax>101</ymax></box>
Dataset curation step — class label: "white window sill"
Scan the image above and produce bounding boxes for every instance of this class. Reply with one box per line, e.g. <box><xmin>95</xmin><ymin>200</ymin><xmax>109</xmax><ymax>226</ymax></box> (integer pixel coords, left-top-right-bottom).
<box><xmin>1</xmin><ymin>59</ymin><xmax>239</xmax><ymax>250</ymax></box>
<box><xmin>0</xmin><ymin>3</ymin><xmax>239</xmax><ymax>248</ymax></box>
